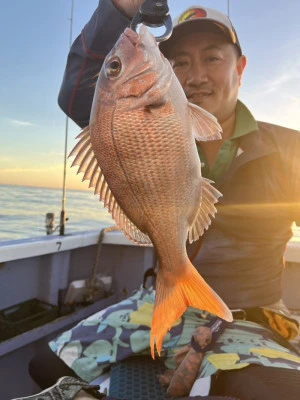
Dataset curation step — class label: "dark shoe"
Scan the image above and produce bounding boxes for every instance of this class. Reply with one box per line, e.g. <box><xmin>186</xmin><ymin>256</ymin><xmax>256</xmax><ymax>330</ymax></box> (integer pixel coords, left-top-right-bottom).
<box><xmin>12</xmin><ymin>376</ymin><xmax>106</xmax><ymax>400</ymax></box>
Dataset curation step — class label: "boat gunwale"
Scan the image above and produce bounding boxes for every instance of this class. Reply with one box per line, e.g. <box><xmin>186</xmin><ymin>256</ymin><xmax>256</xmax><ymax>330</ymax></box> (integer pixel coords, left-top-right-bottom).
<box><xmin>0</xmin><ymin>229</ymin><xmax>299</xmax><ymax>263</ymax></box>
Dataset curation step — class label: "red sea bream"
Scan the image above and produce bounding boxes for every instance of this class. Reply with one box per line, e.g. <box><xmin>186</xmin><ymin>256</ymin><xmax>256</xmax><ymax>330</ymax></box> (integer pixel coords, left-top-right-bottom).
<box><xmin>70</xmin><ymin>26</ymin><xmax>233</xmax><ymax>357</ymax></box>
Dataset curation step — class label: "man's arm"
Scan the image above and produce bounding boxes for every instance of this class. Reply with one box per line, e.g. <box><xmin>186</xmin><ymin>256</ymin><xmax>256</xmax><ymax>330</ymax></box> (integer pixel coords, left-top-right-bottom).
<box><xmin>58</xmin><ymin>0</ymin><xmax>142</xmax><ymax>127</ymax></box>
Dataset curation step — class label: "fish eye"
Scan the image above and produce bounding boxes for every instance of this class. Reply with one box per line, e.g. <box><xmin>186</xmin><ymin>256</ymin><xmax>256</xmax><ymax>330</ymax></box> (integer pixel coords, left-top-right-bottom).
<box><xmin>105</xmin><ymin>56</ymin><xmax>122</xmax><ymax>78</ymax></box>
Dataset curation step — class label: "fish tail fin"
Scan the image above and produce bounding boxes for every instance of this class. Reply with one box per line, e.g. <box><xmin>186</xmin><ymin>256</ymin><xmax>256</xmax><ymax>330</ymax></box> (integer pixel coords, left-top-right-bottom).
<box><xmin>150</xmin><ymin>260</ymin><xmax>232</xmax><ymax>358</ymax></box>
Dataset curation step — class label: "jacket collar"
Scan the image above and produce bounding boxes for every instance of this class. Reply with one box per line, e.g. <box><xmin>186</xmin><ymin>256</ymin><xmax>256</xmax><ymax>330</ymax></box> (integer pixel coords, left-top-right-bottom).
<box><xmin>217</xmin><ymin>123</ymin><xmax>278</xmax><ymax>188</ymax></box>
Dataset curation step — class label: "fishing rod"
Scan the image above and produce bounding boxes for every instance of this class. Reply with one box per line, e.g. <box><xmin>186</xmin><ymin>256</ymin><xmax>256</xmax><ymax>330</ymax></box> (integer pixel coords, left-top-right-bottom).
<box><xmin>59</xmin><ymin>0</ymin><xmax>74</xmax><ymax>236</ymax></box>
<box><xmin>45</xmin><ymin>0</ymin><xmax>74</xmax><ymax>236</ymax></box>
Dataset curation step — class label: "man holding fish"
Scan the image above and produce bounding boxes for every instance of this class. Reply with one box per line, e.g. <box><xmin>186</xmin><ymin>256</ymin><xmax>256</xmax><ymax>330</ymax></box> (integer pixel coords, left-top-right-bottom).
<box><xmin>29</xmin><ymin>1</ymin><xmax>300</xmax><ymax>399</ymax></box>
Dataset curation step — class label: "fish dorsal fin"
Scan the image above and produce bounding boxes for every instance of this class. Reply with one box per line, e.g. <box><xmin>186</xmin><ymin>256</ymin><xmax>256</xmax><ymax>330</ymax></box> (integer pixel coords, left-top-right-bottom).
<box><xmin>188</xmin><ymin>102</ymin><xmax>222</xmax><ymax>141</ymax></box>
<box><xmin>188</xmin><ymin>177</ymin><xmax>222</xmax><ymax>243</ymax></box>
<box><xmin>69</xmin><ymin>127</ymin><xmax>152</xmax><ymax>246</ymax></box>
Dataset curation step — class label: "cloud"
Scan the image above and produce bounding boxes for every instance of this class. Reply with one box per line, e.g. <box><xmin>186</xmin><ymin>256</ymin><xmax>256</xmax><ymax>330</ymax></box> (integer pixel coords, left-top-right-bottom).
<box><xmin>8</xmin><ymin>119</ymin><xmax>36</xmax><ymax>127</ymax></box>
<box><xmin>262</xmin><ymin>73</ymin><xmax>292</xmax><ymax>94</ymax></box>
<box><xmin>242</xmin><ymin>45</ymin><xmax>300</xmax><ymax>130</ymax></box>
<box><xmin>260</xmin><ymin>52</ymin><xmax>300</xmax><ymax>95</ymax></box>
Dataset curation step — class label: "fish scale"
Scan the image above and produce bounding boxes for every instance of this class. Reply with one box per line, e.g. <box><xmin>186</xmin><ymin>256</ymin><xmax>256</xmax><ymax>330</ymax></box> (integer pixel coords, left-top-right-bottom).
<box><xmin>111</xmin><ymin>113</ymin><xmax>183</xmax><ymax>214</ymax></box>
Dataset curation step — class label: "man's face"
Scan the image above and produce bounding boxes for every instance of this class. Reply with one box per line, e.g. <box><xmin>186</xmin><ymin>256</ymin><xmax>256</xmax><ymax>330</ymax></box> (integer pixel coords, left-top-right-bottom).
<box><xmin>167</xmin><ymin>31</ymin><xmax>246</xmax><ymax>124</ymax></box>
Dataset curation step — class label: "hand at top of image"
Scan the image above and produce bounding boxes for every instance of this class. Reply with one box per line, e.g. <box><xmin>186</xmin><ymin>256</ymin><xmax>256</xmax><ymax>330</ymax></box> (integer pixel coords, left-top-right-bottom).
<box><xmin>112</xmin><ymin>0</ymin><xmax>144</xmax><ymax>18</ymax></box>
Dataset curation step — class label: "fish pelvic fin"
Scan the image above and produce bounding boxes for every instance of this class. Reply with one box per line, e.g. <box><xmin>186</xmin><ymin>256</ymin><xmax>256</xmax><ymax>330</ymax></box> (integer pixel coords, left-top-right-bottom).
<box><xmin>188</xmin><ymin>102</ymin><xmax>222</xmax><ymax>141</ymax></box>
<box><xmin>188</xmin><ymin>178</ymin><xmax>222</xmax><ymax>243</ymax></box>
<box><xmin>69</xmin><ymin>126</ymin><xmax>152</xmax><ymax>246</ymax></box>
<box><xmin>150</xmin><ymin>261</ymin><xmax>232</xmax><ymax>358</ymax></box>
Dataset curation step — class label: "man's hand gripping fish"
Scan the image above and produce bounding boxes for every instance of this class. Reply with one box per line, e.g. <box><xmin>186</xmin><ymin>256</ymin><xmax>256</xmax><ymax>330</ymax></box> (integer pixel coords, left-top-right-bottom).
<box><xmin>69</xmin><ymin>26</ymin><xmax>233</xmax><ymax>358</ymax></box>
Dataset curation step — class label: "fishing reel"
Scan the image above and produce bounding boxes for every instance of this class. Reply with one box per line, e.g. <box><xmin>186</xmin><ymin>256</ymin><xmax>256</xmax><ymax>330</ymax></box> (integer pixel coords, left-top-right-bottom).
<box><xmin>130</xmin><ymin>0</ymin><xmax>173</xmax><ymax>42</ymax></box>
<box><xmin>45</xmin><ymin>212</ymin><xmax>68</xmax><ymax>235</ymax></box>
<box><xmin>45</xmin><ymin>212</ymin><xmax>55</xmax><ymax>235</ymax></box>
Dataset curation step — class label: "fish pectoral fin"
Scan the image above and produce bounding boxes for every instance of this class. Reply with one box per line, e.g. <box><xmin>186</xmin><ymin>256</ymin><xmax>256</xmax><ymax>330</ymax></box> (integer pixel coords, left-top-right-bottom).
<box><xmin>188</xmin><ymin>178</ymin><xmax>222</xmax><ymax>243</ymax></box>
<box><xmin>188</xmin><ymin>102</ymin><xmax>222</xmax><ymax>141</ymax></box>
<box><xmin>69</xmin><ymin>126</ymin><xmax>152</xmax><ymax>246</ymax></box>
<box><xmin>150</xmin><ymin>261</ymin><xmax>232</xmax><ymax>358</ymax></box>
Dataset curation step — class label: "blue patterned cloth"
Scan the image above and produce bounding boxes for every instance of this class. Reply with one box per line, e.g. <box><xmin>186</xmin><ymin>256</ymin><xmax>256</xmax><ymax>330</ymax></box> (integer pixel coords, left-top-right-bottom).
<box><xmin>49</xmin><ymin>286</ymin><xmax>300</xmax><ymax>382</ymax></box>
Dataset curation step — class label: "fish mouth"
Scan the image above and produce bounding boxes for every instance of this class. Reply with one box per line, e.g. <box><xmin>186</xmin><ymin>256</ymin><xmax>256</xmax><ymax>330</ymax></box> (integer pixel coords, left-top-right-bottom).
<box><xmin>115</xmin><ymin>27</ymin><xmax>165</xmax><ymax>101</ymax></box>
<box><xmin>123</xmin><ymin>33</ymin><xmax>158</xmax><ymax>84</ymax></box>
<box><xmin>123</xmin><ymin>66</ymin><xmax>154</xmax><ymax>84</ymax></box>
<box><xmin>123</xmin><ymin>27</ymin><xmax>140</xmax><ymax>45</ymax></box>
<box><xmin>121</xmin><ymin>28</ymin><xmax>154</xmax><ymax>84</ymax></box>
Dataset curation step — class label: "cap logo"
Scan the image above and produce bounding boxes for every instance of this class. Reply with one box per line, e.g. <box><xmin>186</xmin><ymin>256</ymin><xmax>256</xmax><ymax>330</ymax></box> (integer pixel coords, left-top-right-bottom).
<box><xmin>178</xmin><ymin>8</ymin><xmax>207</xmax><ymax>24</ymax></box>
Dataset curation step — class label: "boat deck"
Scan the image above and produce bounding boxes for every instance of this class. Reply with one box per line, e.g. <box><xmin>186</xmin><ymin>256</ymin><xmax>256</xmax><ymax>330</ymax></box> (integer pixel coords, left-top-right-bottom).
<box><xmin>0</xmin><ymin>230</ymin><xmax>299</xmax><ymax>399</ymax></box>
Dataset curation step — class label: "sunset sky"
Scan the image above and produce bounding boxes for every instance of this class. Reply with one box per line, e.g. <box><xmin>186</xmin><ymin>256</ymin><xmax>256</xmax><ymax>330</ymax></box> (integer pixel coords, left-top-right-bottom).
<box><xmin>0</xmin><ymin>0</ymin><xmax>299</xmax><ymax>190</ymax></box>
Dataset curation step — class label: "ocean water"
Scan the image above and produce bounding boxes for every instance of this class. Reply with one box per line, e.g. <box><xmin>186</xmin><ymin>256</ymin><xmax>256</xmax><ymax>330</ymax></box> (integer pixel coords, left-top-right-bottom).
<box><xmin>0</xmin><ymin>184</ymin><xmax>114</xmax><ymax>242</ymax></box>
<box><xmin>0</xmin><ymin>184</ymin><xmax>299</xmax><ymax>243</ymax></box>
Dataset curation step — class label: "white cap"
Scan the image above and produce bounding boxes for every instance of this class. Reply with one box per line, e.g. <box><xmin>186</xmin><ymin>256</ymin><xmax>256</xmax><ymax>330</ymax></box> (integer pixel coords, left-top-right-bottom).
<box><xmin>160</xmin><ymin>6</ymin><xmax>242</xmax><ymax>56</ymax></box>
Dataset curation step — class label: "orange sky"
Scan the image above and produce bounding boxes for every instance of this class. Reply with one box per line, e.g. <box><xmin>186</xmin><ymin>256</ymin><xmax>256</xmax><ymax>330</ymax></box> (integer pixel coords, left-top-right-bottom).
<box><xmin>0</xmin><ymin>161</ymin><xmax>88</xmax><ymax>191</ymax></box>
